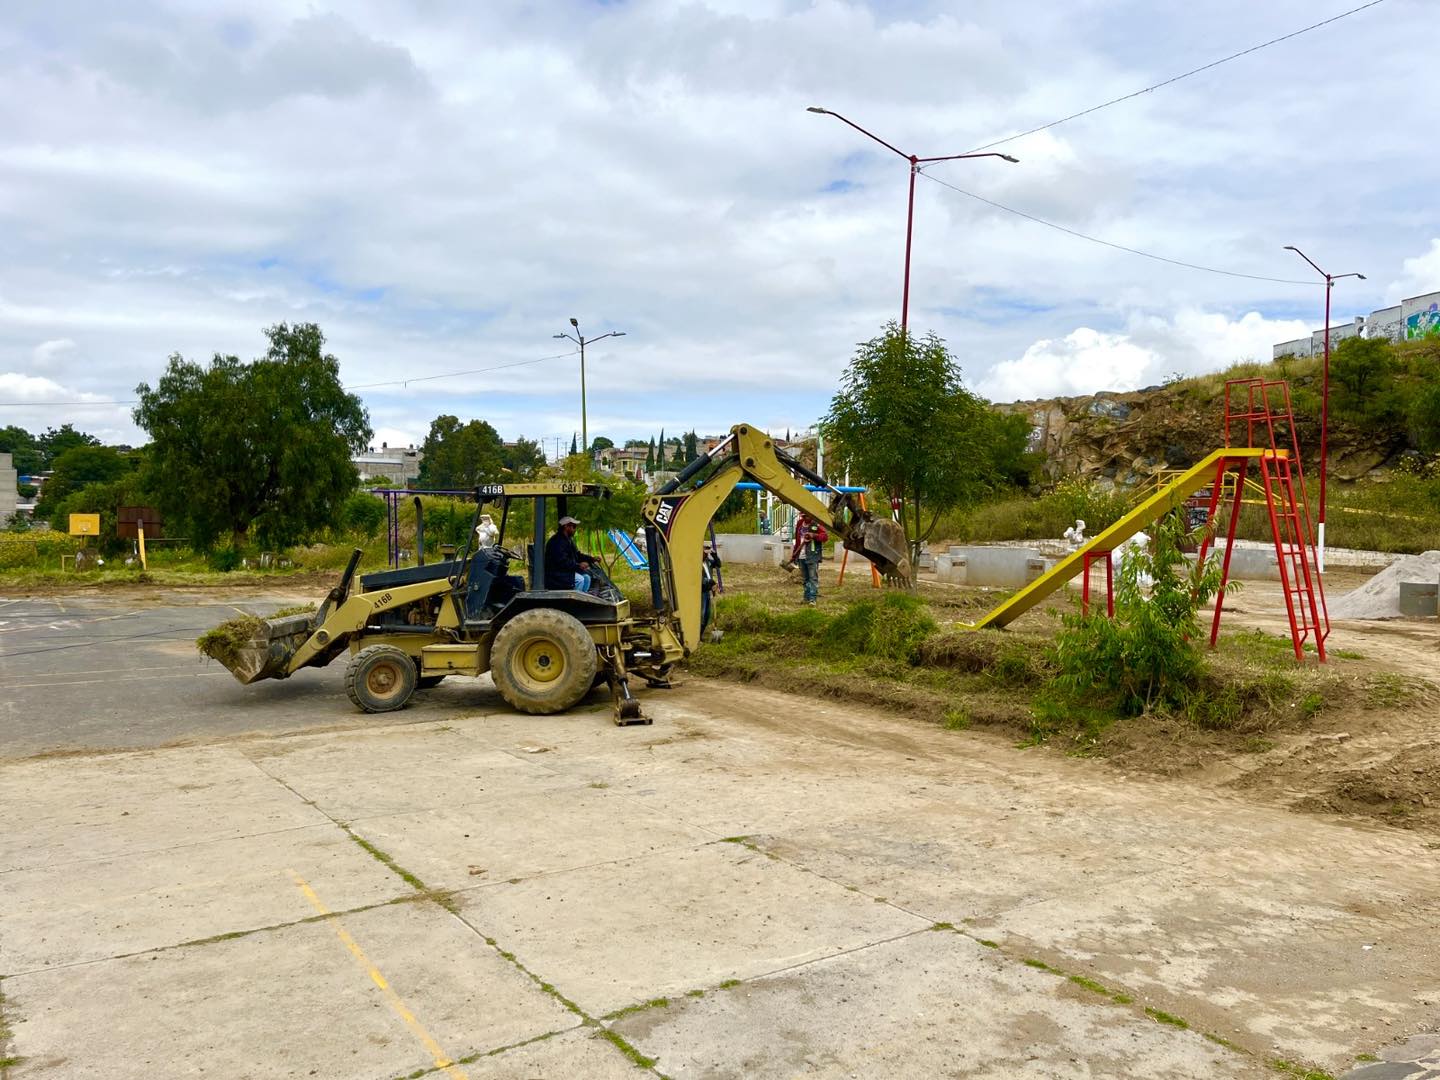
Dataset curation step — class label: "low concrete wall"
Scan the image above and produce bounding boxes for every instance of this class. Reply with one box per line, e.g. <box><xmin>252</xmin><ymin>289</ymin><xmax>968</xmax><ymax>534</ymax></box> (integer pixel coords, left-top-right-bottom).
<box><xmin>714</xmin><ymin>533</ymin><xmax>789</xmax><ymax>567</ymax></box>
<box><xmin>935</xmin><ymin>546</ymin><xmax>1053</xmax><ymax>588</ymax></box>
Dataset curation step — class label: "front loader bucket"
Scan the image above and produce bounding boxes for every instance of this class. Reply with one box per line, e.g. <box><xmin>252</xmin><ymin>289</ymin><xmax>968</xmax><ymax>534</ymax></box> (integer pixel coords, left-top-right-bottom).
<box><xmin>198</xmin><ymin>613</ymin><xmax>315</xmax><ymax>685</ymax></box>
<box><xmin>846</xmin><ymin>517</ymin><xmax>912</xmax><ymax>585</ymax></box>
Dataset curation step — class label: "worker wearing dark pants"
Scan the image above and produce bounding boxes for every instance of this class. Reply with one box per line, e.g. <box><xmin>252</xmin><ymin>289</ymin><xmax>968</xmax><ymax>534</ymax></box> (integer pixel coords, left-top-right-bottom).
<box><xmin>792</xmin><ymin>515</ymin><xmax>827</xmax><ymax>605</ymax></box>
<box><xmin>700</xmin><ymin>541</ymin><xmax>722</xmax><ymax>631</ymax></box>
<box><xmin>545</xmin><ymin>515</ymin><xmax>594</xmax><ymax>591</ymax></box>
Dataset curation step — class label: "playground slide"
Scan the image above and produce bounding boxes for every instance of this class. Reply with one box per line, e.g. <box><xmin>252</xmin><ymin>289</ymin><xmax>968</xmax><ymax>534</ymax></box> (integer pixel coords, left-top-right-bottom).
<box><xmin>964</xmin><ymin>448</ymin><xmax>1269</xmax><ymax>630</ymax></box>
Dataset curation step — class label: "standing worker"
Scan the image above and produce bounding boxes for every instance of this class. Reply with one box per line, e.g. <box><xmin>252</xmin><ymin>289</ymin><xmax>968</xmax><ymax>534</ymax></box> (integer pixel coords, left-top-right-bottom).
<box><xmin>545</xmin><ymin>515</ymin><xmax>595</xmax><ymax>592</ymax></box>
<box><xmin>791</xmin><ymin>513</ymin><xmax>828</xmax><ymax>605</ymax></box>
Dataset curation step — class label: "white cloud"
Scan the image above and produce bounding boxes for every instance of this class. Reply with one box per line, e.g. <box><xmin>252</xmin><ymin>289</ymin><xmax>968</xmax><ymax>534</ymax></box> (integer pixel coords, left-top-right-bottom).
<box><xmin>1387</xmin><ymin>237</ymin><xmax>1440</xmax><ymax>304</ymax></box>
<box><xmin>31</xmin><ymin>339</ymin><xmax>76</xmax><ymax>366</ymax></box>
<box><xmin>981</xmin><ymin>308</ymin><xmax>1314</xmax><ymax>401</ymax></box>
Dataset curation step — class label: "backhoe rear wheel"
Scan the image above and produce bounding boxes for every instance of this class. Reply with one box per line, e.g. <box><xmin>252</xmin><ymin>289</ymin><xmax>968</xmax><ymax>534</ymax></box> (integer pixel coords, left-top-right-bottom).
<box><xmin>491</xmin><ymin>608</ymin><xmax>597</xmax><ymax>715</ymax></box>
<box><xmin>346</xmin><ymin>645</ymin><xmax>418</xmax><ymax>713</ymax></box>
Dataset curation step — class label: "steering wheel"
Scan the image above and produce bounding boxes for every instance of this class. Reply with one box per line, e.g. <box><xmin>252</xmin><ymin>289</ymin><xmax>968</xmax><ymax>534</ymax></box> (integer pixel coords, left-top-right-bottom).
<box><xmin>494</xmin><ymin>546</ymin><xmax>524</xmax><ymax>563</ymax></box>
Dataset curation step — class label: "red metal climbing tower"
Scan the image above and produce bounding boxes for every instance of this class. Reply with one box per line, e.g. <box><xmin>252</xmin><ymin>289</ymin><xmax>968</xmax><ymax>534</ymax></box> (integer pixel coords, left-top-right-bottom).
<box><xmin>1196</xmin><ymin>378</ymin><xmax>1329</xmax><ymax>662</ymax></box>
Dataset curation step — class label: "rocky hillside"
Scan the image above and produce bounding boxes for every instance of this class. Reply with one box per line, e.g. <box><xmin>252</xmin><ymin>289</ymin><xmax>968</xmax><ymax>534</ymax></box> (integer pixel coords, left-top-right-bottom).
<box><xmin>994</xmin><ymin>371</ymin><xmax>1411</xmax><ymax>488</ymax></box>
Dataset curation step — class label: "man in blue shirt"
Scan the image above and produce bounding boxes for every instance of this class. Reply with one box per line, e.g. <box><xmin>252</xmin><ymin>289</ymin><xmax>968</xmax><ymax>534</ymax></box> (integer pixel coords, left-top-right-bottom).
<box><xmin>545</xmin><ymin>515</ymin><xmax>594</xmax><ymax>592</ymax></box>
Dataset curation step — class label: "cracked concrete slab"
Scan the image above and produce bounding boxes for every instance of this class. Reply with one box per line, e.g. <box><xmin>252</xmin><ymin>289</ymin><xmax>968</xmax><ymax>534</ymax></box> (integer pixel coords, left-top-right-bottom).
<box><xmin>458</xmin><ymin>840</ymin><xmax>931</xmax><ymax>1017</ymax></box>
<box><xmin>454</xmin><ymin>1027</ymin><xmax>643</xmax><ymax>1079</ymax></box>
<box><xmin>5</xmin><ymin>900</ymin><xmax>575</xmax><ymax>1080</ymax></box>
<box><xmin>348</xmin><ymin>784</ymin><xmax>716</xmax><ymax>892</ymax></box>
<box><xmin>613</xmin><ymin>930</ymin><xmax>1270</xmax><ymax>1079</ymax></box>
<box><xmin>0</xmin><ymin>746</ymin><xmax>325</xmax><ymax>872</ymax></box>
<box><xmin>0</xmin><ymin>822</ymin><xmax>409</xmax><ymax>972</ymax></box>
<box><xmin>242</xmin><ymin>723</ymin><xmax>574</xmax><ymax>821</ymax></box>
<box><xmin>977</xmin><ymin>843</ymin><xmax>1440</xmax><ymax>1065</ymax></box>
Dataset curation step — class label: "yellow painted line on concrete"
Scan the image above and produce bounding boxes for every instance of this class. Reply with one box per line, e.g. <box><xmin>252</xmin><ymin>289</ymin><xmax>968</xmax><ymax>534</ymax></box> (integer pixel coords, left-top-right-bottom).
<box><xmin>289</xmin><ymin>870</ymin><xmax>470</xmax><ymax>1080</ymax></box>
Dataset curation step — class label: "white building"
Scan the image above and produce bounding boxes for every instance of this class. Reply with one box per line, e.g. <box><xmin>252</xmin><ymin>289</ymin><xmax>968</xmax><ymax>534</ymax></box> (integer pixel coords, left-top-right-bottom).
<box><xmin>353</xmin><ymin>445</ymin><xmax>422</xmax><ymax>486</ymax></box>
<box><xmin>1274</xmin><ymin>288</ymin><xmax>1440</xmax><ymax>358</ymax></box>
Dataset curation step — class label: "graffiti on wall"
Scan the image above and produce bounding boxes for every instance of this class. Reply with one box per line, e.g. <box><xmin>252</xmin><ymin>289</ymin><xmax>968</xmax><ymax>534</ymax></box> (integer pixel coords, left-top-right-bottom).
<box><xmin>1406</xmin><ymin>301</ymin><xmax>1440</xmax><ymax>340</ymax></box>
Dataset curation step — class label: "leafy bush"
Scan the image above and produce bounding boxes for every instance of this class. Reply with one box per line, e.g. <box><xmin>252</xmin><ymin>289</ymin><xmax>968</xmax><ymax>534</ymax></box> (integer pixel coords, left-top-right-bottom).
<box><xmin>340</xmin><ymin>491</ymin><xmax>386</xmax><ymax>538</ymax></box>
<box><xmin>1047</xmin><ymin>512</ymin><xmax>1227</xmax><ymax>716</ymax></box>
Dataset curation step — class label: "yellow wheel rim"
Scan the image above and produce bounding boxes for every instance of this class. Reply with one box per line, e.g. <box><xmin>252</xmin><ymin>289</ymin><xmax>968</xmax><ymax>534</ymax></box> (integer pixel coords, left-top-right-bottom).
<box><xmin>366</xmin><ymin>660</ymin><xmax>403</xmax><ymax>700</ymax></box>
<box><xmin>518</xmin><ymin>637</ymin><xmax>564</xmax><ymax>684</ymax></box>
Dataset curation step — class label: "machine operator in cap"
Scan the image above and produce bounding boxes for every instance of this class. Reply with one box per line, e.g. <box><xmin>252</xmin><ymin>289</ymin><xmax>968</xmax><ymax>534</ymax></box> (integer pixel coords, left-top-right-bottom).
<box><xmin>545</xmin><ymin>515</ymin><xmax>595</xmax><ymax>592</ymax></box>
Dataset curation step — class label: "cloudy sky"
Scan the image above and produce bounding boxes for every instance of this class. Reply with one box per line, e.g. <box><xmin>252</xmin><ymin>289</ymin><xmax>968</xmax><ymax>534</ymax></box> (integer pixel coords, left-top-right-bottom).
<box><xmin>2</xmin><ymin>0</ymin><xmax>1437</xmax><ymax>453</ymax></box>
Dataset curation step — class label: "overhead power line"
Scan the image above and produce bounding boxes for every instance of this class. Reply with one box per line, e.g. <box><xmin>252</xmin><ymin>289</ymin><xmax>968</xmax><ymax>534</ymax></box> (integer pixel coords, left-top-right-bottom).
<box><xmin>0</xmin><ymin>348</ymin><xmax>581</xmax><ymax>408</ymax></box>
<box><xmin>917</xmin><ymin>170</ymin><xmax>1316</xmax><ymax>285</ymax></box>
<box><xmin>966</xmin><ymin>0</ymin><xmax>1389</xmax><ymax>154</ymax></box>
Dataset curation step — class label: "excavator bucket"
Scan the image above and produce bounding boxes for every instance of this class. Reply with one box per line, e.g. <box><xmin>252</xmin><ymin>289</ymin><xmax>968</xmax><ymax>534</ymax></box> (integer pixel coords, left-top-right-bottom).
<box><xmin>198</xmin><ymin>612</ymin><xmax>315</xmax><ymax>685</ymax></box>
<box><xmin>846</xmin><ymin>517</ymin><xmax>912</xmax><ymax>585</ymax></box>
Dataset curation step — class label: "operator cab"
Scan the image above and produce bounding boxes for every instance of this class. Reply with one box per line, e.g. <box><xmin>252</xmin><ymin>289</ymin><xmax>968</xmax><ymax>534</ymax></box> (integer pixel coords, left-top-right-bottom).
<box><xmin>360</xmin><ymin>482</ymin><xmax>627</xmax><ymax>630</ymax></box>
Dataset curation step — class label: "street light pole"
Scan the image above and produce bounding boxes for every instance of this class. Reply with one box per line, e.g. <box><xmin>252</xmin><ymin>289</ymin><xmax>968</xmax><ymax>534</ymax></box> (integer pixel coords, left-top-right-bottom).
<box><xmin>808</xmin><ymin>107</ymin><xmax>1017</xmax><ymax>336</ymax></box>
<box><xmin>1283</xmin><ymin>246</ymin><xmax>1365</xmax><ymax>573</ymax></box>
<box><xmin>554</xmin><ymin>319</ymin><xmax>626</xmax><ymax>457</ymax></box>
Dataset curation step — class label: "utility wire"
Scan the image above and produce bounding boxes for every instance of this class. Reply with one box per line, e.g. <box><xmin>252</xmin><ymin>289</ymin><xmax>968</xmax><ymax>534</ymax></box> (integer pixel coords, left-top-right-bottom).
<box><xmin>965</xmin><ymin>0</ymin><xmax>1388</xmax><ymax>154</ymax></box>
<box><xmin>917</xmin><ymin>169</ymin><xmax>1316</xmax><ymax>285</ymax></box>
<box><xmin>0</xmin><ymin>348</ymin><xmax>581</xmax><ymax>407</ymax></box>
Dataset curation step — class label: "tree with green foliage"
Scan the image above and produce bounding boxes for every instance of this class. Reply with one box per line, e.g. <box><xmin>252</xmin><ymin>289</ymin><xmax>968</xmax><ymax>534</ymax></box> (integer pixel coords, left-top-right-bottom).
<box><xmin>418</xmin><ymin>415</ymin><xmax>505</xmax><ymax>489</ymax></box>
<box><xmin>501</xmin><ymin>436</ymin><xmax>546</xmax><ymax>479</ymax></box>
<box><xmin>134</xmin><ymin>322</ymin><xmax>371</xmax><ymax>550</ymax></box>
<box><xmin>683</xmin><ymin>430</ymin><xmax>698</xmax><ymax>463</ymax></box>
<box><xmin>38</xmin><ymin>424</ymin><xmax>100</xmax><ymax>469</ymax></box>
<box><xmin>569</xmin><ymin>432</ymin><xmax>578</xmax><ymax>456</ymax></box>
<box><xmin>589</xmin><ymin>435</ymin><xmax>614</xmax><ymax>454</ymax></box>
<box><xmin>34</xmin><ymin>445</ymin><xmax>137</xmax><ymax>520</ymax></box>
<box><xmin>823</xmin><ymin>323</ymin><xmax>1004</xmax><ymax>563</ymax></box>
<box><xmin>645</xmin><ymin>438</ymin><xmax>655</xmax><ymax>472</ymax></box>
<box><xmin>0</xmin><ymin>425</ymin><xmax>42</xmax><ymax>475</ymax></box>
<box><xmin>340</xmin><ymin>491</ymin><xmax>387</xmax><ymax>538</ymax></box>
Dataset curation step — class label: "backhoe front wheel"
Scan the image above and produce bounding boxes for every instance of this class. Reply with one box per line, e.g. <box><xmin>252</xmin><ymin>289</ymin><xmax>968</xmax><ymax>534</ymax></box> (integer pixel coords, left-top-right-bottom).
<box><xmin>346</xmin><ymin>645</ymin><xmax>418</xmax><ymax>713</ymax></box>
<box><xmin>491</xmin><ymin>609</ymin><xmax>597</xmax><ymax>715</ymax></box>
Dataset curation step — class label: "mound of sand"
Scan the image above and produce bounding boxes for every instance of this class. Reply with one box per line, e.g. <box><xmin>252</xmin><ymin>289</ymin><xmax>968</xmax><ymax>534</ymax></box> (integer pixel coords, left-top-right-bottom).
<box><xmin>1329</xmin><ymin>550</ymin><xmax>1440</xmax><ymax>620</ymax></box>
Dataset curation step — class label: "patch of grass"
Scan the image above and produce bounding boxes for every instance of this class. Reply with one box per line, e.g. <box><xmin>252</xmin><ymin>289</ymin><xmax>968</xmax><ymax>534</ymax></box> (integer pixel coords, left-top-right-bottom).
<box><xmin>1365</xmin><ymin>672</ymin><xmax>1424</xmax><ymax>708</ymax></box>
<box><xmin>1204</xmin><ymin>1033</ymin><xmax>1243</xmax><ymax>1052</ymax></box>
<box><xmin>344</xmin><ymin>830</ymin><xmax>429</xmax><ymax>892</ymax></box>
<box><xmin>1066</xmin><ymin>974</ymin><xmax>1110</xmax><ymax>995</ymax></box>
<box><xmin>942</xmin><ymin>708</ymin><xmax>971</xmax><ymax>731</ymax></box>
<box><xmin>1110</xmin><ymin>993</ymin><xmax>1134</xmax><ymax>1005</ymax></box>
<box><xmin>719</xmin><ymin>836</ymin><xmax>750</xmax><ymax>844</ymax></box>
<box><xmin>1354</xmin><ymin>1053</ymin><xmax>1379</xmax><ymax>1063</ymax></box>
<box><xmin>1145</xmin><ymin>1007</ymin><xmax>1189</xmax><ymax>1029</ymax></box>
<box><xmin>717</xmin><ymin>979</ymin><xmax>742</xmax><ymax>990</ymax></box>
<box><xmin>930</xmin><ymin>922</ymin><xmax>955</xmax><ymax>931</ymax></box>
<box><xmin>977</xmin><ymin>939</ymin><xmax>1000</xmax><ymax>949</ymax></box>
<box><xmin>1268</xmin><ymin>1058</ymin><xmax>1336</xmax><ymax>1080</ymax></box>
<box><xmin>1241</xmin><ymin>737</ymin><xmax>1276</xmax><ymax>753</ymax></box>
<box><xmin>1022</xmin><ymin>958</ymin><xmax>1055</xmax><ymax>972</ymax></box>
<box><xmin>604</xmin><ymin>997</ymin><xmax>670</xmax><ymax>1021</ymax></box>
<box><xmin>1332</xmin><ymin>648</ymin><xmax>1365</xmax><ymax>660</ymax></box>
<box><xmin>685</xmin><ymin>989</ymin><xmax>705</xmax><ymax>999</ymax></box>
<box><xmin>597</xmin><ymin>1027</ymin><xmax>657</xmax><ymax>1069</ymax></box>
<box><xmin>1297</xmin><ymin>691</ymin><xmax>1325</xmax><ymax>720</ymax></box>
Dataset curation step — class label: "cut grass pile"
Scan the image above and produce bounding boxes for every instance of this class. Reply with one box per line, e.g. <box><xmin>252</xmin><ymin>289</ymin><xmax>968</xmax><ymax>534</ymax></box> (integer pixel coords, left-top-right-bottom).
<box><xmin>195</xmin><ymin>615</ymin><xmax>266</xmax><ymax>665</ymax></box>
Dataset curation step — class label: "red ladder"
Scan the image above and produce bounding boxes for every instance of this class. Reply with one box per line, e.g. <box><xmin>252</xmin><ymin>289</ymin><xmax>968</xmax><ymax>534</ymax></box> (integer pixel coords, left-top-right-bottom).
<box><xmin>1206</xmin><ymin>378</ymin><xmax>1328</xmax><ymax>662</ymax></box>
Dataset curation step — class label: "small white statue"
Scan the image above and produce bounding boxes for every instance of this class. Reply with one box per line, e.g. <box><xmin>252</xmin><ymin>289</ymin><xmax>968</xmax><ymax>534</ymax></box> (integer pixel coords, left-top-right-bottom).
<box><xmin>475</xmin><ymin>513</ymin><xmax>499</xmax><ymax>548</ymax></box>
<box><xmin>1063</xmin><ymin>518</ymin><xmax>1087</xmax><ymax>549</ymax></box>
<box><xmin>1116</xmin><ymin>530</ymin><xmax>1153</xmax><ymax>590</ymax></box>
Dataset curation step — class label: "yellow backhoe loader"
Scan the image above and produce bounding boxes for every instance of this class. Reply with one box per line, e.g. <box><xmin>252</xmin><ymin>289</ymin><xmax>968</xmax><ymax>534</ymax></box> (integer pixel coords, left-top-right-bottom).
<box><xmin>202</xmin><ymin>424</ymin><xmax>909</xmax><ymax>724</ymax></box>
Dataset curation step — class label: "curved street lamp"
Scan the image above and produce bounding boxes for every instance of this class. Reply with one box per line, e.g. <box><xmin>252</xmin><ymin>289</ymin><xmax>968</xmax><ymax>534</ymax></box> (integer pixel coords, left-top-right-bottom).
<box><xmin>554</xmin><ymin>318</ymin><xmax>625</xmax><ymax>456</ymax></box>
<box><xmin>808</xmin><ymin>106</ymin><xmax>1018</xmax><ymax>335</ymax></box>
<box><xmin>1283</xmin><ymin>246</ymin><xmax>1366</xmax><ymax>573</ymax></box>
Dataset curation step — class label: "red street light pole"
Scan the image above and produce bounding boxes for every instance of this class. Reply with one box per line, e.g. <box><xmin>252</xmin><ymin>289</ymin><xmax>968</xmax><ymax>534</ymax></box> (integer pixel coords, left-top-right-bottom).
<box><xmin>1283</xmin><ymin>246</ymin><xmax>1365</xmax><ymax>574</ymax></box>
<box><xmin>807</xmin><ymin>107</ymin><xmax>1017</xmax><ymax>337</ymax></box>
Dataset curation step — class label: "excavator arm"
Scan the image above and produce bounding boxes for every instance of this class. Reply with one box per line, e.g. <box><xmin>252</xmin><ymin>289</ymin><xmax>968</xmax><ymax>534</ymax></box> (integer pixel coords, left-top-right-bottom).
<box><xmin>639</xmin><ymin>424</ymin><xmax>910</xmax><ymax>652</ymax></box>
